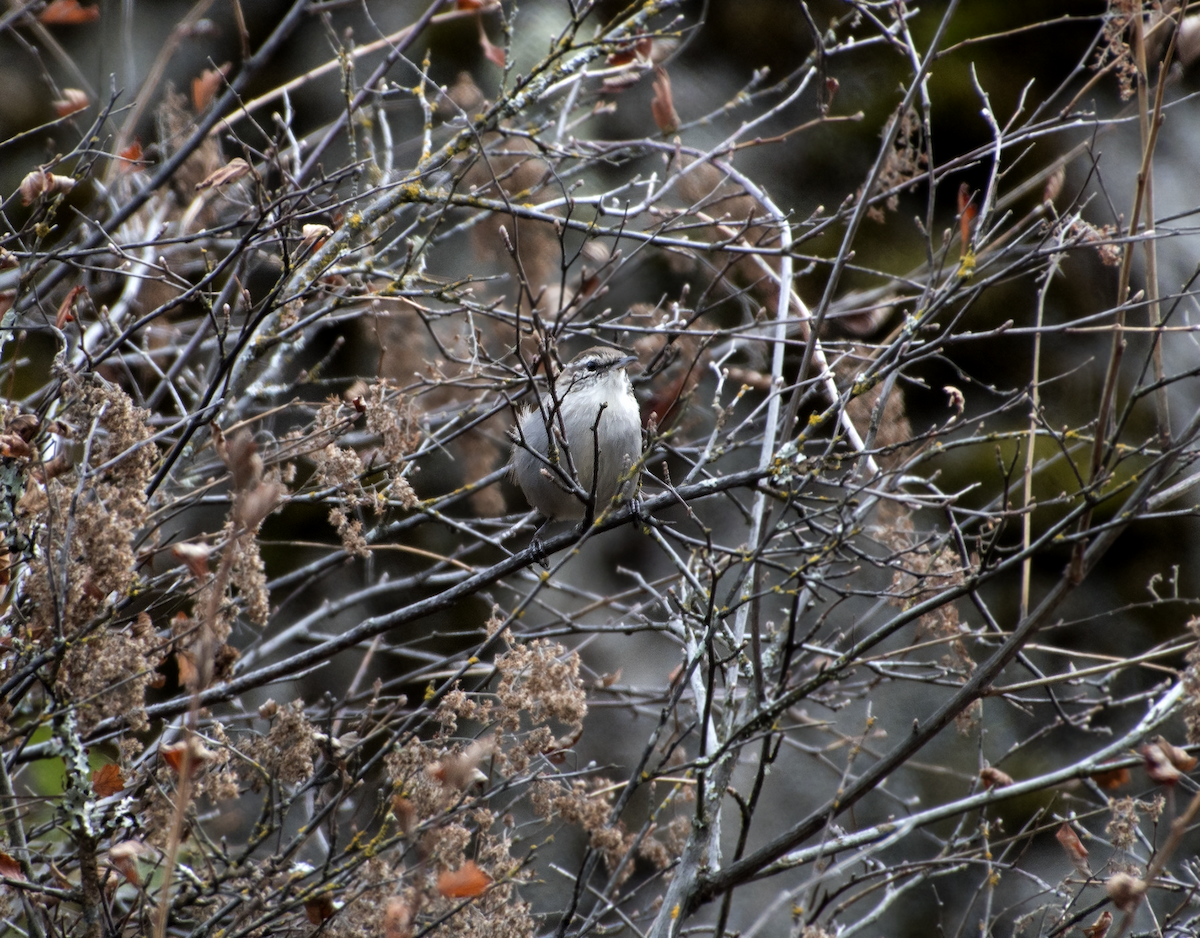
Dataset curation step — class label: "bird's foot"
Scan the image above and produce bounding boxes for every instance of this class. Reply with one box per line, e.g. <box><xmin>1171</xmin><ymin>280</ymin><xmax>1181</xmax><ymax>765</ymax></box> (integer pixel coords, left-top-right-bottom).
<box><xmin>529</xmin><ymin>518</ymin><xmax>553</xmax><ymax>569</ymax></box>
<box><xmin>530</xmin><ymin>534</ymin><xmax>550</xmax><ymax>569</ymax></box>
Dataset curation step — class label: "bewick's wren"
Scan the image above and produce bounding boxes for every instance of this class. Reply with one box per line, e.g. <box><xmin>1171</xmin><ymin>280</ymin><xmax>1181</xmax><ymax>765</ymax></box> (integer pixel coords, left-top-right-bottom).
<box><xmin>510</xmin><ymin>346</ymin><xmax>642</xmax><ymax>521</ymax></box>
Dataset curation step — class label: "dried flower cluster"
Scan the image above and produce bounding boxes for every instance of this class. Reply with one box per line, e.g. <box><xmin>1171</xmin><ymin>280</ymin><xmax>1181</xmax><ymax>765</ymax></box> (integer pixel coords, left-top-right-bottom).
<box><xmin>1094</xmin><ymin>0</ymin><xmax>1143</xmax><ymax>101</ymax></box>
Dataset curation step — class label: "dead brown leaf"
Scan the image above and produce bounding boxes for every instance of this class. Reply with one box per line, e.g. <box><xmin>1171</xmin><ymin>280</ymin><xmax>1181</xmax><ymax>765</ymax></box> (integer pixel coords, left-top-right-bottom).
<box><xmin>39</xmin><ymin>0</ymin><xmax>100</xmax><ymax>24</ymax></box>
<box><xmin>437</xmin><ymin>860</ymin><xmax>491</xmax><ymax>898</ymax></box>
<box><xmin>651</xmin><ymin>67</ymin><xmax>680</xmax><ymax>134</ymax></box>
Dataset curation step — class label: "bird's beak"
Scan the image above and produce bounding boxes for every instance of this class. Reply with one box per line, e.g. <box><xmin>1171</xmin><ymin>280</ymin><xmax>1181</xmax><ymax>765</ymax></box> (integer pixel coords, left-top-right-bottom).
<box><xmin>616</xmin><ymin>354</ymin><xmax>639</xmax><ymax>372</ymax></box>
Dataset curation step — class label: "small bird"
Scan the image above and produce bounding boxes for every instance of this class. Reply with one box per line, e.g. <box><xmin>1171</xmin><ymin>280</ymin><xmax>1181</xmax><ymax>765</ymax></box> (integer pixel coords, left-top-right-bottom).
<box><xmin>510</xmin><ymin>346</ymin><xmax>642</xmax><ymax>522</ymax></box>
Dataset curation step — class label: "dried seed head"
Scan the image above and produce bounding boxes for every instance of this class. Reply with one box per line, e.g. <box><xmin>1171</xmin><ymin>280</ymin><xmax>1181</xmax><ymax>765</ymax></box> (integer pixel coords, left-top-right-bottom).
<box><xmin>20</xmin><ymin>169</ymin><xmax>76</xmax><ymax>205</ymax></box>
<box><xmin>1104</xmin><ymin>872</ymin><xmax>1145</xmax><ymax>913</ymax></box>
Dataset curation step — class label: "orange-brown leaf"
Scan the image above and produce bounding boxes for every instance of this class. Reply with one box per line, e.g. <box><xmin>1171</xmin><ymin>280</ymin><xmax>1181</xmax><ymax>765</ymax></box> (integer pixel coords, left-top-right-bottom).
<box><xmin>52</xmin><ymin>88</ymin><xmax>88</xmax><ymax>117</ymax></box>
<box><xmin>1090</xmin><ymin>763</ymin><xmax>1130</xmax><ymax>789</ymax></box>
<box><xmin>598</xmin><ymin>668</ymin><xmax>623</xmax><ymax>688</ymax></box>
<box><xmin>304</xmin><ymin>895</ymin><xmax>336</xmax><ymax>924</ymax></box>
<box><xmin>1055</xmin><ymin>822</ymin><xmax>1090</xmax><ymax>875</ymax></box>
<box><xmin>651</xmin><ymin>67</ymin><xmax>680</xmax><ymax>134</ymax></box>
<box><xmin>55</xmin><ymin>285</ymin><xmax>85</xmax><ymax>329</ymax></box>
<box><xmin>437</xmin><ymin>860</ymin><xmax>491</xmax><ymax>898</ymax></box>
<box><xmin>645</xmin><ymin>367</ymin><xmax>696</xmax><ymax>430</ymax></box>
<box><xmin>35</xmin><ymin>451</ymin><xmax>72</xmax><ymax>482</ymax></box>
<box><xmin>824</xmin><ymin>76</ymin><xmax>840</xmax><ymax>108</ymax></box>
<box><xmin>39</xmin><ymin>0</ymin><xmax>100</xmax><ymax>24</ymax></box>
<box><xmin>91</xmin><ymin>763</ymin><xmax>125</xmax><ymax>796</ymax></box>
<box><xmin>6</xmin><ymin>414</ymin><xmax>39</xmax><ymax>441</ymax></box>
<box><xmin>194</xmin><ymin>157</ymin><xmax>250</xmax><ymax>192</ymax></box>
<box><xmin>20</xmin><ymin>169</ymin><xmax>76</xmax><ymax>205</ymax></box>
<box><xmin>956</xmin><ymin>181</ymin><xmax>973</xmax><ymax>214</ymax></box>
<box><xmin>979</xmin><ymin>766</ymin><xmax>1013</xmax><ymax>789</ymax></box>
<box><xmin>159</xmin><ymin>741</ymin><xmax>188</xmax><ymax>775</ymax></box>
<box><xmin>1154</xmin><ymin>736</ymin><xmax>1197</xmax><ymax>772</ymax></box>
<box><xmin>176</xmin><ymin>650</ymin><xmax>200</xmax><ymax>690</ymax></box>
<box><xmin>107</xmin><ymin>841</ymin><xmax>144</xmax><ymax>885</ymax></box>
<box><xmin>192</xmin><ymin>63</ymin><xmax>231</xmax><ymax>112</ymax></box>
<box><xmin>171</xmin><ymin>542</ymin><xmax>212</xmax><ymax>579</ymax></box>
<box><xmin>957</xmin><ymin>182</ymin><xmax>977</xmax><ymax>250</ymax></box>
<box><xmin>478</xmin><ymin>25</ymin><xmax>505</xmax><ymax>68</ymax></box>
<box><xmin>117</xmin><ymin>139</ymin><xmax>144</xmax><ymax>173</ymax></box>
<box><xmin>160</xmin><ymin>738</ymin><xmax>214</xmax><ymax>778</ymax></box>
<box><xmin>392</xmin><ymin>795</ymin><xmax>417</xmax><ymax>835</ymax></box>
<box><xmin>0</xmin><ymin>433</ymin><xmax>32</xmax><ymax>459</ymax></box>
<box><xmin>0</xmin><ymin>850</ymin><xmax>25</xmax><ymax>881</ymax></box>
<box><xmin>1082</xmin><ymin>910</ymin><xmax>1112</xmax><ymax>938</ymax></box>
<box><xmin>1142</xmin><ymin>741</ymin><xmax>1182</xmax><ymax>785</ymax></box>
